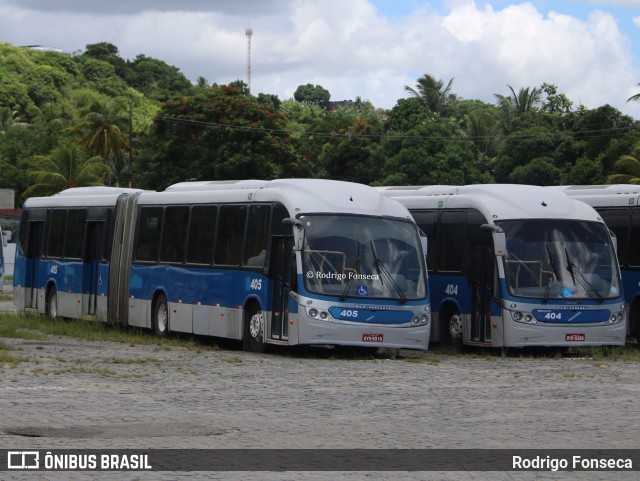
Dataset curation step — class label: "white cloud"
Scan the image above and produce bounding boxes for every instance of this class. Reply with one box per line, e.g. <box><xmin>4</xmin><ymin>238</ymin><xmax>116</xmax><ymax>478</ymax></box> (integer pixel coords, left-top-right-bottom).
<box><xmin>0</xmin><ymin>0</ymin><xmax>638</xmax><ymax>118</ymax></box>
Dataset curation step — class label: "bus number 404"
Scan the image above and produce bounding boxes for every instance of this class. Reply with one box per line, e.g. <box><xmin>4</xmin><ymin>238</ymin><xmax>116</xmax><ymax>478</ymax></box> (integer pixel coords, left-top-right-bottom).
<box><xmin>445</xmin><ymin>284</ymin><xmax>458</xmax><ymax>296</ymax></box>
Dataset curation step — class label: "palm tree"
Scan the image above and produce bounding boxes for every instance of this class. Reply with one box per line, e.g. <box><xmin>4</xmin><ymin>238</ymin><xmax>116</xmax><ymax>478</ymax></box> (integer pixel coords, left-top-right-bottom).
<box><xmin>0</xmin><ymin>107</ymin><xmax>29</xmax><ymax>134</ymax></box>
<box><xmin>494</xmin><ymin>85</ymin><xmax>542</xmax><ymax>132</ymax></box>
<box><xmin>608</xmin><ymin>141</ymin><xmax>640</xmax><ymax>184</ymax></box>
<box><xmin>195</xmin><ymin>76</ymin><xmax>210</xmax><ymax>89</ymax></box>
<box><xmin>628</xmin><ymin>83</ymin><xmax>640</xmax><ymax>102</ymax></box>
<box><xmin>22</xmin><ymin>139</ymin><xmax>110</xmax><ymax>197</ymax></box>
<box><xmin>495</xmin><ymin>85</ymin><xmax>542</xmax><ymax>115</ymax></box>
<box><xmin>404</xmin><ymin>74</ymin><xmax>455</xmax><ymax>116</ymax></box>
<box><xmin>67</xmin><ymin>99</ymin><xmax>129</xmax><ymax>185</ymax></box>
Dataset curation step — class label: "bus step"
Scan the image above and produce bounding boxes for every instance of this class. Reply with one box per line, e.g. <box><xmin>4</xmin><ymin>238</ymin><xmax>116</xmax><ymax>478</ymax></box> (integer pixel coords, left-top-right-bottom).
<box><xmin>24</xmin><ymin>308</ymin><xmax>38</xmax><ymax>315</ymax></box>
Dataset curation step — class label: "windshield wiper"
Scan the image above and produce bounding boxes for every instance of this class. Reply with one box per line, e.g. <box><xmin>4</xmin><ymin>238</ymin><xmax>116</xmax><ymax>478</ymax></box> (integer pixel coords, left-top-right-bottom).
<box><xmin>564</xmin><ymin>248</ymin><xmax>603</xmax><ymax>303</ymax></box>
<box><xmin>543</xmin><ymin>244</ymin><xmax>560</xmax><ymax>303</ymax></box>
<box><xmin>370</xmin><ymin>241</ymin><xmax>407</xmax><ymax>303</ymax></box>
<box><xmin>339</xmin><ymin>243</ymin><xmax>362</xmax><ymax>301</ymax></box>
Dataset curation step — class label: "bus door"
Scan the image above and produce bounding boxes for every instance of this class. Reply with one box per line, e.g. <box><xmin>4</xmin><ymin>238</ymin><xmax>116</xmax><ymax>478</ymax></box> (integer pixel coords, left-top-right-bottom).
<box><xmin>269</xmin><ymin>236</ymin><xmax>295</xmax><ymax>341</ymax></box>
<box><xmin>25</xmin><ymin>221</ymin><xmax>44</xmax><ymax>310</ymax></box>
<box><xmin>470</xmin><ymin>243</ymin><xmax>494</xmax><ymax>343</ymax></box>
<box><xmin>83</xmin><ymin>221</ymin><xmax>104</xmax><ymax>317</ymax></box>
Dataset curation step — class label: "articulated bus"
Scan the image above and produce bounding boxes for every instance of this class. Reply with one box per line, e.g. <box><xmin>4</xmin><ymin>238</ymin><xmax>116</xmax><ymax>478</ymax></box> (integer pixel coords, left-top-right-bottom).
<box><xmin>13</xmin><ymin>179</ymin><xmax>431</xmax><ymax>352</ymax></box>
<box><xmin>550</xmin><ymin>184</ymin><xmax>640</xmax><ymax>341</ymax></box>
<box><xmin>379</xmin><ymin>184</ymin><xmax>626</xmax><ymax>348</ymax></box>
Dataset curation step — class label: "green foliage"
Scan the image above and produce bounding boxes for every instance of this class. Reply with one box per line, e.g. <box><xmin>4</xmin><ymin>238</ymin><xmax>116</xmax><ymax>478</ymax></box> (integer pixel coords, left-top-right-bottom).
<box><xmin>23</xmin><ymin>139</ymin><xmax>109</xmax><ymax>196</ymax></box>
<box><xmin>0</xmin><ymin>41</ymin><xmax>638</xmax><ymax>201</ymax></box>
<box><xmin>376</xmin><ymin>118</ymin><xmax>495</xmax><ymax>186</ymax></box>
<box><xmin>138</xmin><ymin>86</ymin><xmax>300</xmax><ymax>189</ymax></box>
<box><xmin>294</xmin><ymin>83</ymin><xmax>331</xmax><ymax>104</ymax></box>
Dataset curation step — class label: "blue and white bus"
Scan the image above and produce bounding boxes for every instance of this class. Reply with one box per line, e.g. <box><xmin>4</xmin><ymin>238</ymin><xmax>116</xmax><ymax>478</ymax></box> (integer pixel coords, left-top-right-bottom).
<box><xmin>13</xmin><ymin>179</ymin><xmax>431</xmax><ymax>352</ymax></box>
<box><xmin>550</xmin><ymin>184</ymin><xmax>640</xmax><ymax>341</ymax></box>
<box><xmin>379</xmin><ymin>184</ymin><xmax>626</xmax><ymax>348</ymax></box>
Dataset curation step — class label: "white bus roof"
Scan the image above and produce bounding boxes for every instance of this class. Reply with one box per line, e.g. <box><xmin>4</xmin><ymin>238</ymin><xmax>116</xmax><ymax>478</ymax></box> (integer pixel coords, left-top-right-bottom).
<box><xmin>155</xmin><ymin>179</ymin><xmax>413</xmax><ymax>220</ymax></box>
<box><xmin>378</xmin><ymin>184</ymin><xmax>602</xmax><ymax>223</ymax></box>
<box><xmin>22</xmin><ymin>187</ymin><xmax>147</xmax><ymax>208</ymax></box>
<box><xmin>23</xmin><ymin>180</ymin><xmax>414</xmax><ymax>221</ymax></box>
<box><xmin>549</xmin><ymin>184</ymin><xmax>640</xmax><ymax>207</ymax></box>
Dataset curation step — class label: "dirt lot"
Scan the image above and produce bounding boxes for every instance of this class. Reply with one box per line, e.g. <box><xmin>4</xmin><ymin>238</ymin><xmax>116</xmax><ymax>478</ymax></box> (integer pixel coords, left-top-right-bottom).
<box><xmin>1</xmin><ymin>286</ymin><xmax>639</xmax><ymax>481</ymax></box>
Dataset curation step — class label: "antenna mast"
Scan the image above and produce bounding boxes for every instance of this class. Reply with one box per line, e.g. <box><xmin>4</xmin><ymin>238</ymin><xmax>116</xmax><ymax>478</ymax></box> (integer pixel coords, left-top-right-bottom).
<box><xmin>245</xmin><ymin>27</ymin><xmax>253</xmax><ymax>93</ymax></box>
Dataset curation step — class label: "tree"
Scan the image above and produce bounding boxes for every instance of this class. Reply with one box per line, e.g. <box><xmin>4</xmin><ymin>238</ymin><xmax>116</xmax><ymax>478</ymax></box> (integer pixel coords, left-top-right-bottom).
<box><xmin>494</xmin><ymin>85</ymin><xmax>542</xmax><ymax>132</ymax></box>
<box><xmin>608</xmin><ymin>141</ymin><xmax>640</xmax><ymax>184</ymax></box>
<box><xmin>404</xmin><ymin>74</ymin><xmax>455</xmax><ymax>117</ymax></box>
<box><xmin>67</xmin><ymin>99</ymin><xmax>129</xmax><ymax>186</ymax></box>
<box><xmin>137</xmin><ymin>86</ymin><xmax>301</xmax><ymax>189</ymax></box>
<box><xmin>375</xmin><ymin>118</ymin><xmax>494</xmax><ymax>186</ymax></box>
<box><xmin>23</xmin><ymin>139</ymin><xmax>109</xmax><ymax>197</ymax></box>
<box><xmin>293</xmin><ymin>84</ymin><xmax>330</xmax><ymax>104</ymax></box>
<box><xmin>628</xmin><ymin>83</ymin><xmax>640</xmax><ymax>103</ymax></box>
<box><xmin>0</xmin><ymin>107</ymin><xmax>28</xmax><ymax>134</ymax></box>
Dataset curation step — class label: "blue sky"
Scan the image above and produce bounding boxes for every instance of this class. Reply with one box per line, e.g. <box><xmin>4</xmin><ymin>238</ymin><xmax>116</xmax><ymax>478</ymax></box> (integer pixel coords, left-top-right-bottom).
<box><xmin>0</xmin><ymin>0</ymin><xmax>639</xmax><ymax>118</ymax></box>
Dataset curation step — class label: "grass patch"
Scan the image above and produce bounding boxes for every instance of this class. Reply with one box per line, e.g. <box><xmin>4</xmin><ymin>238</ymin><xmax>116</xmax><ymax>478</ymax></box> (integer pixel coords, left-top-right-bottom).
<box><xmin>0</xmin><ymin>291</ymin><xmax>12</xmax><ymax>302</ymax></box>
<box><xmin>0</xmin><ymin>311</ymin><xmax>202</xmax><ymax>347</ymax></box>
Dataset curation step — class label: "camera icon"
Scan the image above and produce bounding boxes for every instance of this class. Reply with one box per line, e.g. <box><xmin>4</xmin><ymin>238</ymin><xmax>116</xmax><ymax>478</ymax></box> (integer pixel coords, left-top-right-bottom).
<box><xmin>8</xmin><ymin>451</ymin><xmax>40</xmax><ymax>469</ymax></box>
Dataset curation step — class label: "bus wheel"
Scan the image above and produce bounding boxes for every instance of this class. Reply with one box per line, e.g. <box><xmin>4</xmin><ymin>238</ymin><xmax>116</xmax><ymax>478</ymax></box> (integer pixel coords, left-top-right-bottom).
<box><xmin>154</xmin><ymin>295</ymin><xmax>169</xmax><ymax>337</ymax></box>
<box><xmin>442</xmin><ymin>311</ymin><xmax>463</xmax><ymax>348</ymax></box>
<box><xmin>46</xmin><ymin>286</ymin><xmax>58</xmax><ymax>319</ymax></box>
<box><xmin>244</xmin><ymin>306</ymin><xmax>267</xmax><ymax>353</ymax></box>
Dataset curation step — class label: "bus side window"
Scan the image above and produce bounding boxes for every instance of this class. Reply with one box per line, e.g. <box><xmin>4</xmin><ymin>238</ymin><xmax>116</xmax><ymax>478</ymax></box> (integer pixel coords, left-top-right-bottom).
<box><xmin>136</xmin><ymin>207</ymin><xmax>162</xmax><ymax>262</ymax></box>
<box><xmin>160</xmin><ymin>206</ymin><xmax>189</xmax><ymax>264</ymax></box>
<box><xmin>186</xmin><ymin>205</ymin><xmax>217</xmax><ymax>265</ymax></box>
<box><xmin>46</xmin><ymin>209</ymin><xmax>67</xmax><ymax>258</ymax></box>
<box><xmin>244</xmin><ymin>205</ymin><xmax>271</xmax><ymax>267</ymax></box>
<box><xmin>215</xmin><ymin>205</ymin><xmax>247</xmax><ymax>266</ymax></box>
<box><xmin>65</xmin><ymin>209</ymin><xmax>86</xmax><ymax>259</ymax></box>
<box><xmin>598</xmin><ymin>208</ymin><xmax>629</xmax><ymax>267</ymax></box>
<box><xmin>411</xmin><ymin>210</ymin><xmax>438</xmax><ymax>272</ymax></box>
<box><xmin>438</xmin><ymin>211</ymin><xmax>465</xmax><ymax>272</ymax></box>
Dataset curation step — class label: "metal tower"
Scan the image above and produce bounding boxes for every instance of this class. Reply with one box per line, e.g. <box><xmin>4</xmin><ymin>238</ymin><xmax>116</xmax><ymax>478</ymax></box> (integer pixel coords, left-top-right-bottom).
<box><xmin>245</xmin><ymin>27</ymin><xmax>253</xmax><ymax>93</ymax></box>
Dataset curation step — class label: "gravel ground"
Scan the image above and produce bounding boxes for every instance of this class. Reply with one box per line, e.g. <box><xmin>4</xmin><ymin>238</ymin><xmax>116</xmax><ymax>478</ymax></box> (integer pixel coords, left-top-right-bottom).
<box><xmin>1</xmin><ymin>286</ymin><xmax>639</xmax><ymax>481</ymax></box>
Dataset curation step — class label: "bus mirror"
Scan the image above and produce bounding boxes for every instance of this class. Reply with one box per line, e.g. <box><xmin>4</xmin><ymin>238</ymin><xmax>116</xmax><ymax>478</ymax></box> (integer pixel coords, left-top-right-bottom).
<box><xmin>282</xmin><ymin>218</ymin><xmax>304</xmax><ymax>251</ymax></box>
<box><xmin>480</xmin><ymin>224</ymin><xmax>506</xmax><ymax>256</ymax></box>
<box><xmin>420</xmin><ymin>236</ymin><xmax>428</xmax><ymax>258</ymax></box>
<box><xmin>609</xmin><ymin>229</ymin><xmax>618</xmax><ymax>255</ymax></box>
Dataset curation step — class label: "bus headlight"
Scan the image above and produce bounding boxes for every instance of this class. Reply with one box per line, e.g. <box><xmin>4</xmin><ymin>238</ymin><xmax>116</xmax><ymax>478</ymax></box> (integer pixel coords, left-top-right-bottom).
<box><xmin>320</xmin><ymin>311</ymin><xmax>328</xmax><ymax>320</ymax></box>
<box><xmin>512</xmin><ymin>311</ymin><xmax>523</xmax><ymax>321</ymax></box>
<box><xmin>308</xmin><ymin>308</ymin><xmax>318</xmax><ymax>318</ymax></box>
<box><xmin>609</xmin><ymin>312</ymin><xmax>624</xmax><ymax>324</ymax></box>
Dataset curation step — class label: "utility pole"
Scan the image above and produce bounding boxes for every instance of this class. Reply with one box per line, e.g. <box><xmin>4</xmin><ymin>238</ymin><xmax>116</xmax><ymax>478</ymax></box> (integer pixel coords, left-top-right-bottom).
<box><xmin>246</xmin><ymin>27</ymin><xmax>252</xmax><ymax>93</ymax></box>
<box><xmin>128</xmin><ymin>99</ymin><xmax>133</xmax><ymax>188</ymax></box>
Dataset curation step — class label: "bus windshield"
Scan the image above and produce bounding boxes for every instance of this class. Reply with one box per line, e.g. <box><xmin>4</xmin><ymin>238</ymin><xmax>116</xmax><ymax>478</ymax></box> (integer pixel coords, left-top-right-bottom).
<box><xmin>498</xmin><ymin>219</ymin><xmax>621</xmax><ymax>301</ymax></box>
<box><xmin>300</xmin><ymin>215</ymin><xmax>427</xmax><ymax>301</ymax></box>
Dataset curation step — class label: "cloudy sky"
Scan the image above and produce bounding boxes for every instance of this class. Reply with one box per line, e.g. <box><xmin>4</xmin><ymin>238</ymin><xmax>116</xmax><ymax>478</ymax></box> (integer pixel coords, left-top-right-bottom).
<box><xmin>1</xmin><ymin>0</ymin><xmax>639</xmax><ymax>118</ymax></box>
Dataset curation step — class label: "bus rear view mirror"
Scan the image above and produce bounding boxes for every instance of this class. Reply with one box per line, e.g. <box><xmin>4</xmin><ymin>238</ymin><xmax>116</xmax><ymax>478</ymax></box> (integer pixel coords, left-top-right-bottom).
<box><xmin>480</xmin><ymin>224</ymin><xmax>506</xmax><ymax>256</ymax></box>
<box><xmin>282</xmin><ymin>218</ymin><xmax>304</xmax><ymax>251</ymax></box>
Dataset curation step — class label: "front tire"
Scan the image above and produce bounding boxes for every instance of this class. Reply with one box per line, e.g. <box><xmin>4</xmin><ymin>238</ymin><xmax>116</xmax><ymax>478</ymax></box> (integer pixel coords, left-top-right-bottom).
<box><xmin>440</xmin><ymin>309</ymin><xmax>463</xmax><ymax>349</ymax></box>
<box><xmin>46</xmin><ymin>286</ymin><xmax>58</xmax><ymax>319</ymax></box>
<box><xmin>154</xmin><ymin>294</ymin><xmax>169</xmax><ymax>337</ymax></box>
<box><xmin>244</xmin><ymin>306</ymin><xmax>267</xmax><ymax>353</ymax></box>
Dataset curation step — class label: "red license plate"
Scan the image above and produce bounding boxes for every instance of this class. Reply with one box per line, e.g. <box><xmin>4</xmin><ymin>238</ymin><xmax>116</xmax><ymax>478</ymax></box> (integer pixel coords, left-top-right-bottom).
<box><xmin>566</xmin><ymin>333</ymin><xmax>585</xmax><ymax>342</ymax></box>
<box><xmin>362</xmin><ymin>334</ymin><xmax>383</xmax><ymax>342</ymax></box>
